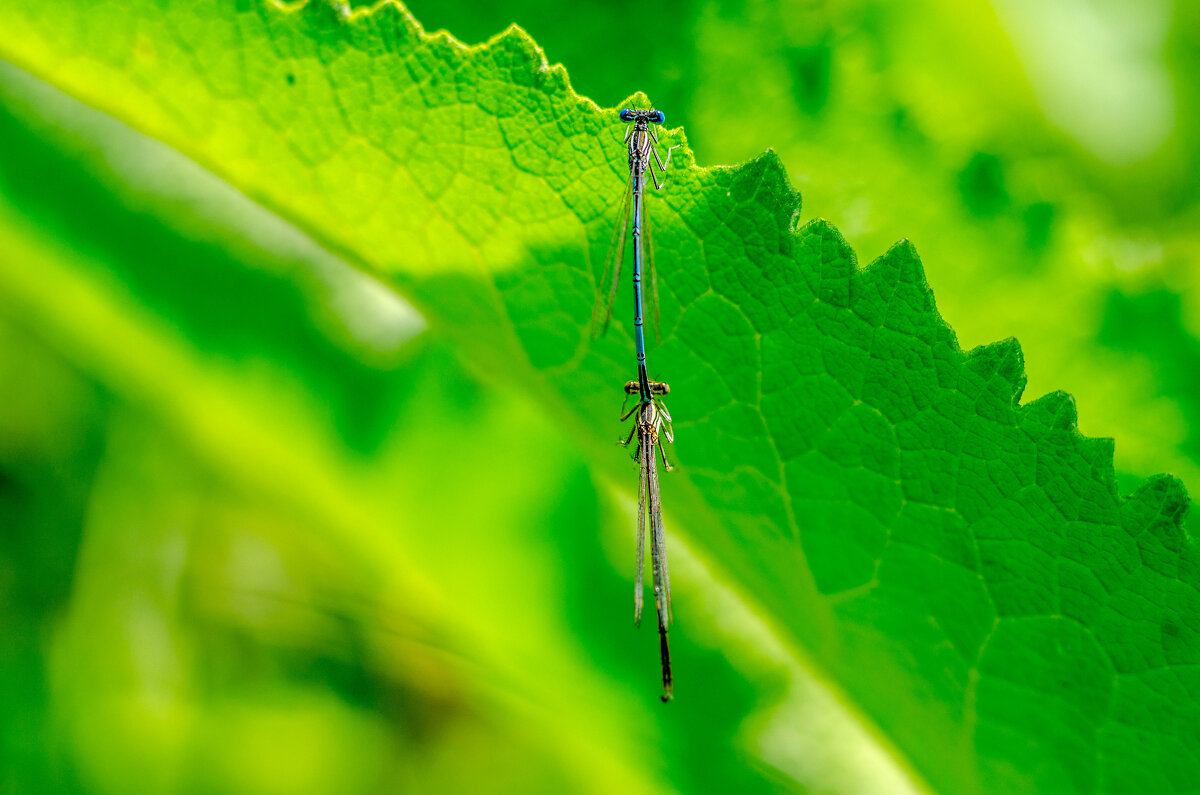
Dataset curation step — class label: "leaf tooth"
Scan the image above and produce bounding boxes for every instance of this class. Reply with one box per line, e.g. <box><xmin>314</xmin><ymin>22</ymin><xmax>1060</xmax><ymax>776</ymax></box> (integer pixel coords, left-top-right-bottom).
<box><xmin>1124</xmin><ymin>474</ymin><xmax>1191</xmax><ymax>554</ymax></box>
<box><xmin>1019</xmin><ymin>390</ymin><xmax>1078</xmax><ymax>436</ymax></box>
<box><xmin>799</xmin><ymin>219</ymin><xmax>855</xmax><ymax>308</ymax></box>
<box><xmin>965</xmin><ymin>337</ymin><xmax>1027</xmax><ymax>405</ymax></box>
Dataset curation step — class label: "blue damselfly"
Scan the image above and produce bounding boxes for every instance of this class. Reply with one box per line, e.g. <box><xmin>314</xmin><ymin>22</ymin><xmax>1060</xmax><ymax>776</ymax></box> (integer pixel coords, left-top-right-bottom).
<box><xmin>591</xmin><ymin>108</ymin><xmax>680</xmax><ymax>403</ymax></box>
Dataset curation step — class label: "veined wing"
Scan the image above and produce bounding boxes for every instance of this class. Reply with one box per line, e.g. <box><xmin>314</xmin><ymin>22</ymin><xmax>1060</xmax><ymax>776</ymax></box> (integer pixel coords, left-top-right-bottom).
<box><xmin>644</xmin><ymin>198</ymin><xmax>662</xmax><ymax>342</ymax></box>
<box><xmin>646</xmin><ymin>432</ymin><xmax>672</xmax><ymax>626</ymax></box>
<box><xmin>635</xmin><ymin>433</ymin><xmax>647</xmax><ymax>628</ymax></box>
<box><xmin>643</xmin><ymin>426</ymin><xmax>673</xmax><ymax>700</ymax></box>
<box><xmin>589</xmin><ymin>182</ymin><xmax>633</xmax><ymax>340</ymax></box>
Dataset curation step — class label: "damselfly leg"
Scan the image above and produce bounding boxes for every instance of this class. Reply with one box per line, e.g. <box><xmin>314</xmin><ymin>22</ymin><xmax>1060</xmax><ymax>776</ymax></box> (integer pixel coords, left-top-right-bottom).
<box><xmin>644</xmin><ymin>126</ymin><xmax>681</xmax><ymax>191</ymax></box>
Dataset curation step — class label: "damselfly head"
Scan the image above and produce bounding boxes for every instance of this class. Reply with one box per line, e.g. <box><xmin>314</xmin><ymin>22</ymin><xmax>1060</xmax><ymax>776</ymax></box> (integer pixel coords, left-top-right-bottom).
<box><xmin>620</xmin><ymin>108</ymin><xmax>665</xmax><ymax>125</ymax></box>
<box><xmin>624</xmin><ymin>379</ymin><xmax>670</xmax><ymax>396</ymax></box>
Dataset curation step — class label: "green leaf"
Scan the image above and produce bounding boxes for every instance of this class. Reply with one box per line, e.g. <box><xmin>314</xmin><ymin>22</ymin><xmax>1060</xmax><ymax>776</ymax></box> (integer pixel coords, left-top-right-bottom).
<box><xmin>0</xmin><ymin>2</ymin><xmax>1195</xmax><ymax>793</ymax></box>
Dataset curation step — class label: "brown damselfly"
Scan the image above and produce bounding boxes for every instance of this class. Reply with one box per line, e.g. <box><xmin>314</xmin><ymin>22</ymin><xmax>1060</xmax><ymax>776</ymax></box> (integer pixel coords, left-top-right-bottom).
<box><xmin>620</xmin><ymin>378</ymin><xmax>675</xmax><ymax>701</ymax></box>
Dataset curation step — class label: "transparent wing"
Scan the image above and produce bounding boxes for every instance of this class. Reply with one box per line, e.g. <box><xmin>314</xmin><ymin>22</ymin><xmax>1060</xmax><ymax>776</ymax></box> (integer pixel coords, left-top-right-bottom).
<box><xmin>590</xmin><ymin>183</ymin><xmax>633</xmax><ymax>340</ymax></box>
<box><xmin>647</xmin><ymin>438</ymin><xmax>672</xmax><ymax>626</ymax></box>
<box><xmin>645</xmin><ymin>435</ymin><xmax>674</xmax><ymax>700</ymax></box>
<box><xmin>635</xmin><ymin>432</ymin><xmax>647</xmax><ymax>627</ymax></box>
<box><xmin>644</xmin><ymin>198</ymin><xmax>663</xmax><ymax>342</ymax></box>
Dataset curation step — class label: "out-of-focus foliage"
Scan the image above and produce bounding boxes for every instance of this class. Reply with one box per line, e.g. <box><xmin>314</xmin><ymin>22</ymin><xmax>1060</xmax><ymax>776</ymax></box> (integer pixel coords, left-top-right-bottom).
<box><xmin>0</xmin><ymin>1</ymin><xmax>1197</xmax><ymax>794</ymax></box>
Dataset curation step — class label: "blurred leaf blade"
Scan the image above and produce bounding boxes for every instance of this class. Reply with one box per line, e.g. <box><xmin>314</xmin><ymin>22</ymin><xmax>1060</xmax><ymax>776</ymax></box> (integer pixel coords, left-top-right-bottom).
<box><xmin>0</xmin><ymin>2</ymin><xmax>1197</xmax><ymax>794</ymax></box>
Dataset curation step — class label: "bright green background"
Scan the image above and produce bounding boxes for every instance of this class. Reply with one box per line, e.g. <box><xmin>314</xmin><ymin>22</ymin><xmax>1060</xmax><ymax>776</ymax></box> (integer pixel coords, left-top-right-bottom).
<box><xmin>0</xmin><ymin>1</ymin><xmax>1197</xmax><ymax>793</ymax></box>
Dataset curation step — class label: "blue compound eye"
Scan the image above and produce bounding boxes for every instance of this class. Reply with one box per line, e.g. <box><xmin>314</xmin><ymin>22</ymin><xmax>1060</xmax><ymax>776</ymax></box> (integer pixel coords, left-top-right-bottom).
<box><xmin>620</xmin><ymin>109</ymin><xmax>636</xmax><ymax>122</ymax></box>
<box><xmin>651</xmin><ymin>110</ymin><xmax>665</xmax><ymax>124</ymax></box>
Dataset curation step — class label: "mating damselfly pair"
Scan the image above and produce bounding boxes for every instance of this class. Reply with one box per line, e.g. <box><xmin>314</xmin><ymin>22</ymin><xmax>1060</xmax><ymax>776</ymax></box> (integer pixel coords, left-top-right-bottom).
<box><xmin>591</xmin><ymin>107</ymin><xmax>680</xmax><ymax>702</ymax></box>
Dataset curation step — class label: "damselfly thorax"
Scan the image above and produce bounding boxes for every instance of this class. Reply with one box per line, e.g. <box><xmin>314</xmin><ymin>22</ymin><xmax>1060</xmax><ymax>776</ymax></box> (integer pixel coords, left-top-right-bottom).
<box><xmin>622</xmin><ymin>379</ymin><xmax>674</xmax><ymax>466</ymax></box>
<box><xmin>628</xmin><ymin>124</ymin><xmax>656</xmax><ymax>175</ymax></box>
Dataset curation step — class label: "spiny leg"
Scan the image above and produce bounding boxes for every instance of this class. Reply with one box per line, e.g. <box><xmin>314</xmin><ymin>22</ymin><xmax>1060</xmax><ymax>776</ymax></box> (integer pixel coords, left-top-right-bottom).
<box><xmin>620</xmin><ymin>420</ymin><xmax>637</xmax><ymax>447</ymax></box>
<box><xmin>620</xmin><ymin>400</ymin><xmax>640</xmax><ymax>423</ymax></box>
<box><xmin>648</xmin><ymin>144</ymin><xmax>683</xmax><ymax>190</ymax></box>
<box><xmin>652</xmin><ymin>147</ymin><xmax>681</xmax><ymax>189</ymax></box>
<box><xmin>657</xmin><ymin>437</ymin><xmax>674</xmax><ymax>472</ymax></box>
<box><xmin>648</xmin><ymin>161</ymin><xmax>666</xmax><ymax>191</ymax></box>
<box><xmin>653</xmin><ymin>142</ymin><xmax>681</xmax><ymax>175</ymax></box>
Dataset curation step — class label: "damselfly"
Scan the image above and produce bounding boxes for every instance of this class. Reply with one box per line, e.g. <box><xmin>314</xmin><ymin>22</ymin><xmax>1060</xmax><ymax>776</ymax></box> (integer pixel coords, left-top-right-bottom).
<box><xmin>591</xmin><ymin>108</ymin><xmax>680</xmax><ymax>403</ymax></box>
<box><xmin>620</xmin><ymin>378</ymin><xmax>675</xmax><ymax>701</ymax></box>
<box><xmin>594</xmin><ymin>107</ymin><xmax>681</xmax><ymax>701</ymax></box>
